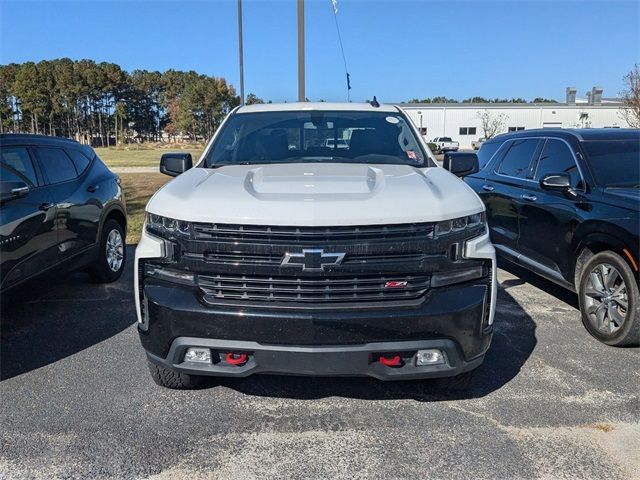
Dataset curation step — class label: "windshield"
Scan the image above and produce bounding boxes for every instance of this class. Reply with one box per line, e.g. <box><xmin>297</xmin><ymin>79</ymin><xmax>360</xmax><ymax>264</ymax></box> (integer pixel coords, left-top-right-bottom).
<box><xmin>204</xmin><ymin>110</ymin><xmax>433</xmax><ymax>168</ymax></box>
<box><xmin>582</xmin><ymin>139</ymin><xmax>640</xmax><ymax>187</ymax></box>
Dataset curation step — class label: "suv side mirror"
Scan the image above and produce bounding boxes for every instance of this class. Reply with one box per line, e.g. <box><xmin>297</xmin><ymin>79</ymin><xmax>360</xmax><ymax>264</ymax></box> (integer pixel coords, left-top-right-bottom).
<box><xmin>0</xmin><ymin>180</ymin><xmax>30</xmax><ymax>202</ymax></box>
<box><xmin>540</xmin><ymin>173</ymin><xmax>571</xmax><ymax>191</ymax></box>
<box><xmin>160</xmin><ymin>153</ymin><xmax>193</xmax><ymax>177</ymax></box>
<box><xmin>443</xmin><ymin>152</ymin><xmax>479</xmax><ymax>177</ymax></box>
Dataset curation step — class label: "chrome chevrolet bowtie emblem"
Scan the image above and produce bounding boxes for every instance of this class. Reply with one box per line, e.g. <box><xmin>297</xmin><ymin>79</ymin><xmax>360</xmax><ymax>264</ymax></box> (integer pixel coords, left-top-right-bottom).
<box><xmin>281</xmin><ymin>249</ymin><xmax>346</xmax><ymax>271</ymax></box>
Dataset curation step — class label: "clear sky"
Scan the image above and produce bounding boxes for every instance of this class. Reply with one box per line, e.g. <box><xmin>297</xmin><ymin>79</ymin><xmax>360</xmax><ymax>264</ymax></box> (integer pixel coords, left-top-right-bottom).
<box><xmin>1</xmin><ymin>0</ymin><xmax>638</xmax><ymax>103</ymax></box>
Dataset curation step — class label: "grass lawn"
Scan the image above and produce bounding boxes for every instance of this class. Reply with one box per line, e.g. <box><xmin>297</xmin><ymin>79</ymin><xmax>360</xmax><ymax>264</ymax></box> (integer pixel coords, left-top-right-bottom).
<box><xmin>96</xmin><ymin>145</ymin><xmax>204</xmax><ymax>168</ymax></box>
<box><xmin>119</xmin><ymin>172</ymin><xmax>170</xmax><ymax>244</ymax></box>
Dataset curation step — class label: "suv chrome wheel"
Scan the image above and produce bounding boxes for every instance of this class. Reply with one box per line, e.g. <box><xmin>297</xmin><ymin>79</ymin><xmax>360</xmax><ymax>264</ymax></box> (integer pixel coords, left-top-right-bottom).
<box><xmin>583</xmin><ymin>263</ymin><xmax>628</xmax><ymax>334</ymax></box>
<box><xmin>106</xmin><ymin>228</ymin><xmax>124</xmax><ymax>272</ymax></box>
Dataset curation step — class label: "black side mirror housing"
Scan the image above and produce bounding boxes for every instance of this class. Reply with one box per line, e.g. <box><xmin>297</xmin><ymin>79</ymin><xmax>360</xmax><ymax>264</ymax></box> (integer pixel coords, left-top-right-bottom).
<box><xmin>443</xmin><ymin>152</ymin><xmax>479</xmax><ymax>177</ymax></box>
<box><xmin>540</xmin><ymin>173</ymin><xmax>571</xmax><ymax>191</ymax></box>
<box><xmin>160</xmin><ymin>153</ymin><xmax>193</xmax><ymax>177</ymax></box>
<box><xmin>0</xmin><ymin>180</ymin><xmax>30</xmax><ymax>203</ymax></box>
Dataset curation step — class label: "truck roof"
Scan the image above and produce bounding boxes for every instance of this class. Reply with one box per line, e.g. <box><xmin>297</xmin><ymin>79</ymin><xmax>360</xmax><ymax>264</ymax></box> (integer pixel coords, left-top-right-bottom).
<box><xmin>236</xmin><ymin>102</ymin><xmax>400</xmax><ymax>114</ymax></box>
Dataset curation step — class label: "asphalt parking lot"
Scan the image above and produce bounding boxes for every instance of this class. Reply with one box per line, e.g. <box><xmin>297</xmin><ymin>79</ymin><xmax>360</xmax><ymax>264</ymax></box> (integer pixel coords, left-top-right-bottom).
<box><xmin>1</xmin><ymin>247</ymin><xmax>638</xmax><ymax>479</ymax></box>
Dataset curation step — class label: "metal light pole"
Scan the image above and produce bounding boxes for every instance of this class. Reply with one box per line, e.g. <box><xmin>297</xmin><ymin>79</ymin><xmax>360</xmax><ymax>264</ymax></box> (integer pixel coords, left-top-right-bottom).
<box><xmin>238</xmin><ymin>0</ymin><xmax>245</xmax><ymax>105</ymax></box>
<box><xmin>297</xmin><ymin>0</ymin><xmax>305</xmax><ymax>102</ymax></box>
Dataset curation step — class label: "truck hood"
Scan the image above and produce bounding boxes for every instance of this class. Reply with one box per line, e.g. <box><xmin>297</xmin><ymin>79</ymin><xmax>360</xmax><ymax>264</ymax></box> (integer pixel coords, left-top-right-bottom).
<box><xmin>147</xmin><ymin>163</ymin><xmax>484</xmax><ymax>225</ymax></box>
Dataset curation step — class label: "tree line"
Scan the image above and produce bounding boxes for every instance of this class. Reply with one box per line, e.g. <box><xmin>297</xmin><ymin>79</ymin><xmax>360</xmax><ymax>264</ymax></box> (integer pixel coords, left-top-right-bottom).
<box><xmin>0</xmin><ymin>58</ymin><xmax>263</xmax><ymax>145</ymax></box>
<box><xmin>406</xmin><ymin>96</ymin><xmax>558</xmax><ymax>104</ymax></box>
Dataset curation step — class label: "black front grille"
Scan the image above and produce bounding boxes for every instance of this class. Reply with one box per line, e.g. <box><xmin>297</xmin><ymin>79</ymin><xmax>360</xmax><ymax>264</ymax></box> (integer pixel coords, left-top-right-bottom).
<box><xmin>192</xmin><ymin>222</ymin><xmax>435</xmax><ymax>245</ymax></box>
<box><xmin>149</xmin><ymin>222</ymin><xmax>487</xmax><ymax>307</ymax></box>
<box><xmin>198</xmin><ymin>273</ymin><xmax>430</xmax><ymax>303</ymax></box>
<box><xmin>184</xmin><ymin>251</ymin><xmax>427</xmax><ymax>267</ymax></box>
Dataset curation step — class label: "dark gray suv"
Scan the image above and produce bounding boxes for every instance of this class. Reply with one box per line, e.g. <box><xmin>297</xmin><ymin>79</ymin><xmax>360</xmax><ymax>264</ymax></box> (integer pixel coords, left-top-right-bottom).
<box><xmin>1</xmin><ymin>134</ymin><xmax>127</xmax><ymax>292</ymax></box>
<box><xmin>446</xmin><ymin>128</ymin><xmax>639</xmax><ymax>347</ymax></box>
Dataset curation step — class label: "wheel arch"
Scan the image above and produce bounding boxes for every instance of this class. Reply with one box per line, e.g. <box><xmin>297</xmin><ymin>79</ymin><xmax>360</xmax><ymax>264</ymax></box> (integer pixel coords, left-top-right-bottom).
<box><xmin>100</xmin><ymin>204</ymin><xmax>127</xmax><ymax>240</ymax></box>
<box><xmin>572</xmin><ymin>221</ymin><xmax>639</xmax><ymax>288</ymax></box>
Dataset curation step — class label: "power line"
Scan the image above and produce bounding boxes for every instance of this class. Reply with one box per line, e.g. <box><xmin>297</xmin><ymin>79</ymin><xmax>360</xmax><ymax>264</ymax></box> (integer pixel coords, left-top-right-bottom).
<box><xmin>330</xmin><ymin>0</ymin><xmax>351</xmax><ymax>102</ymax></box>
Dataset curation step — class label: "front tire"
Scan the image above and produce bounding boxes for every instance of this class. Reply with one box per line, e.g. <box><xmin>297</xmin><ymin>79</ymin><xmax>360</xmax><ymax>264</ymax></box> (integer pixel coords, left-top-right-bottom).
<box><xmin>89</xmin><ymin>219</ymin><xmax>126</xmax><ymax>283</ymax></box>
<box><xmin>578</xmin><ymin>251</ymin><xmax>639</xmax><ymax>346</ymax></box>
<box><xmin>147</xmin><ymin>361</ymin><xmax>203</xmax><ymax>389</ymax></box>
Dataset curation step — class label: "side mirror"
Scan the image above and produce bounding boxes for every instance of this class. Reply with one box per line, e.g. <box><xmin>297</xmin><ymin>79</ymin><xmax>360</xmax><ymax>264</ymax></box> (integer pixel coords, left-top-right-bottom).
<box><xmin>160</xmin><ymin>153</ymin><xmax>193</xmax><ymax>177</ymax></box>
<box><xmin>0</xmin><ymin>181</ymin><xmax>30</xmax><ymax>202</ymax></box>
<box><xmin>540</xmin><ymin>173</ymin><xmax>571</xmax><ymax>191</ymax></box>
<box><xmin>443</xmin><ymin>152</ymin><xmax>479</xmax><ymax>177</ymax></box>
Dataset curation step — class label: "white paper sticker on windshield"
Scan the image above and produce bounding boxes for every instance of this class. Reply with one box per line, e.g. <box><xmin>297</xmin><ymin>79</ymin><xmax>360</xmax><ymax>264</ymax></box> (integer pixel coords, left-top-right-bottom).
<box><xmin>385</xmin><ymin>116</ymin><xmax>400</xmax><ymax>124</ymax></box>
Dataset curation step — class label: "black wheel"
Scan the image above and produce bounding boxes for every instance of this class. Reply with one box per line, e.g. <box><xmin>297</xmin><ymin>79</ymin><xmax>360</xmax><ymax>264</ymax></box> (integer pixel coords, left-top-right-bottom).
<box><xmin>578</xmin><ymin>251</ymin><xmax>640</xmax><ymax>347</ymax></box>
<box><xmin>147</xmin><ymin>360</ymin><xmax>203</xmax><ymax>389</ymax></box>
<box><xmin>88</xmin><ymin>218</ymin><xmax>126</xmax><ymax>283</ymax></box>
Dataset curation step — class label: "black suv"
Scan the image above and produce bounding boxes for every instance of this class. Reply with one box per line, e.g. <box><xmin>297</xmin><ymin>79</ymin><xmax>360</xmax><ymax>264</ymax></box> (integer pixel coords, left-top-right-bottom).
<box><xmin>445</xmin><ymin>128</ymin><xmax>639</xmax><ymax>346</ymax></box>
<box><xmin>1</xmin><ymin>134</ymin><xmax>127</xmax><ymax>292</ymax></box>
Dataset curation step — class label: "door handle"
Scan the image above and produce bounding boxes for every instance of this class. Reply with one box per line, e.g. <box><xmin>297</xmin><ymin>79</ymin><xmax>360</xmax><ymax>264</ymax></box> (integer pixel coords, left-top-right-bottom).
<box><xmin>521</xmin><ymin>194</ymin><xmax>537</xmax><ymax>202</ymax></box>
<box><xmin>39</xmin><ymin>202</ymin><xmax>55</xmax><ymax>211</ymax></box>
<box><xmin>11</xmin><ymin>186</ymin><xmax>30</xmax><ymax>196</ymax></box>
<box><xmin>87</xmin><ymin>185</ymin><xmax>99</xmax><ymax>193</ymax></box>
<box><xmin>482</xmin><ymin>185</ymin><xmax>495</xmax><ymax>192</ymax></box>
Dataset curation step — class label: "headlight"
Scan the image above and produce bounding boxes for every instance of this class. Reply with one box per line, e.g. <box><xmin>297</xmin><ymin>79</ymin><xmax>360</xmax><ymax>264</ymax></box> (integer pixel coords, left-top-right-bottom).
<box><xmin>145</xmin><ymin>213</ymin><xmax>192</xmax><ymax>239</ymax></box>
<box><xmin>434</xmin><ymin>212</ymin><xmax>486</xmax><ymax>238</ymax></box>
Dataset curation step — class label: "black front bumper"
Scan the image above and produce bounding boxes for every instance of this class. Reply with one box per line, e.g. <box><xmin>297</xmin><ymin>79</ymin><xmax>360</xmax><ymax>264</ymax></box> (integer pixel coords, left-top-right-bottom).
<box><xmin>138</xmin><ymin>279</ymin><xmax>492</xmax><ymax>380</ymax></box>
<box><xmin>146</xmin><ymin>338</ymin><xmax>485</xmax><ymax>381</ymax></box>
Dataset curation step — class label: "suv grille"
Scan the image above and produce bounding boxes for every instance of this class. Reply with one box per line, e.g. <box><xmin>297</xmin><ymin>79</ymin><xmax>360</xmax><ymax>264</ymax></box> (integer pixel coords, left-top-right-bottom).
<box><xmin>198</xmin><ymin>273</ymin><xmax>430</xmax><ymax>303</ymax></box>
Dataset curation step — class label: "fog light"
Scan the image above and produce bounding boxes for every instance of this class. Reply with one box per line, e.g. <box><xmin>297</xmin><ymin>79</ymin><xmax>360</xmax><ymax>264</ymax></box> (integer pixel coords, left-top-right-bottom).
<box><xmin>416</xmin><ymin>349</ymin><xmax>445</xmax><ymax>366</ymax></box>
<box><xmin>184</xmin><ymin>347</ymin><xmax>211</xmax><ymax>364</ymax></box>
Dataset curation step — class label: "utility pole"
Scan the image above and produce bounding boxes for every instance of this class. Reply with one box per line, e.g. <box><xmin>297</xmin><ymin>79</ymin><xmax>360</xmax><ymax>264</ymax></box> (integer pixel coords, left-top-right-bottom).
<box><xmin>238</xmin><ymin>0</ymin><xmax>245</xmax><ymax>105</ymax></box>
<box><xmin>297</xmin><ymin>0</ymin><xmax>305</xmax><ymax>102</ymax></box>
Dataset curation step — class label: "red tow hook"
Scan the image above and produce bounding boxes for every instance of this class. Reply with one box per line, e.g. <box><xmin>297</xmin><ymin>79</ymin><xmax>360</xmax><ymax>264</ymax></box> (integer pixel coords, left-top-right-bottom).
<box><xmin>226</xmin><ymin>352</ymin><xmax>248</xmax><ymax>366</ymax></box>
<box><xmin>379</xmin><ymin>354</ymin><xmax>402</xmax><ymax>367</ymax></box>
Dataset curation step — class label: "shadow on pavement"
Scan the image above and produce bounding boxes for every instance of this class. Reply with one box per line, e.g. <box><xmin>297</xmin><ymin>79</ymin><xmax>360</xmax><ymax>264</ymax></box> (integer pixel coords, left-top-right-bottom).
<box><xmin>208</xmin><ymin>285</ymin><xmax>538</xmax><ymax>401</ymax></box>
<box><xmin>497</xmin><ymin>258</ymin><xmax>579</xmax><ymax>309</ymax></box>
<box><xmin>0</xmin><ymin>246</ymin><xmax>136</xmax><ymax>381</ymax></box>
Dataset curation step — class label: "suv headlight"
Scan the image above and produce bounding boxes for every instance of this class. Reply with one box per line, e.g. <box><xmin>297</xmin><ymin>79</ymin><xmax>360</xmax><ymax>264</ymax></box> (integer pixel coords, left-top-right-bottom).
<box><xmin>145</xmin><ymin>213</ymin><xmax>192</xmax><ymax>239</ymax></box>
<box><xmin>434</xmin><ymin>212</ymin><xmax>486</xmax><ymax>238</ymax></box>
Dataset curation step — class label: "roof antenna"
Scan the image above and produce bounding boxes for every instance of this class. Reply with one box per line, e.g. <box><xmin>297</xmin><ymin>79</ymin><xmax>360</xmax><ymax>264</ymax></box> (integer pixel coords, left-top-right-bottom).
<box><xmin>370</xmin><ymin>96</ymin><xmax>380</xmax><ymax>108</ymax></box>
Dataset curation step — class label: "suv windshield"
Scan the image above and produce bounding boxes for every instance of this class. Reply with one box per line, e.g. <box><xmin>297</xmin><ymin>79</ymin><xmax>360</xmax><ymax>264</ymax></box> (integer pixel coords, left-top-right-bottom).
<box><xmin>582</xmin><ymin>140</ymin><xmax>640</xmax><ymax>187</ymax></box>
<box><xmin>205</xmin><ymin>110</ymin><xmax>433</xmax><ymax>167</ymax></box>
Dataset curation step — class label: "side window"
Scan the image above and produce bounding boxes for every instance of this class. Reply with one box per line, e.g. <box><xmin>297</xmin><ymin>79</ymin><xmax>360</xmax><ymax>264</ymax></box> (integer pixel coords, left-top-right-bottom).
<box><xmin>33</xmin><ymin>147</ymin><xmax>78</xmax><ymax>184</ymax></box>
<box><xmin>477</xmin><ymin>142</ymin><xmax>502</xmax><ymax>169</ymax></box>
<box><xmin>534</xmin><ymin>139</ymin><xmax>581</xmax><ymax>187</ymax></box>
<box><xmin>0</xmin><ymin>147</ymin><xmax>38</xmax><ymax>186</ymax></box>
<box><xmin>497</xmin><ymin>139</ymin><xmax>540</xmax><ymax>178</ymax></box>
<box><xmin>65</xmin><ymin>148</ymin><xmax>91</xmax><ymax>174</ymax></box>
<box><xmin>1</xmin><ymin>164</ymin><xmax>30</xmax><ymax>184</ymax></box>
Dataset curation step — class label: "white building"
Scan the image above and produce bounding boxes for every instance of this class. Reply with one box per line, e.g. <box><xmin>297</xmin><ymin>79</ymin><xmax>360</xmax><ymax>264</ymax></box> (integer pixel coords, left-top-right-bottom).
<box><xmin>398</xmin><ymin>87</ymin><xmax>629</xmax><ymax>149</ymax></box>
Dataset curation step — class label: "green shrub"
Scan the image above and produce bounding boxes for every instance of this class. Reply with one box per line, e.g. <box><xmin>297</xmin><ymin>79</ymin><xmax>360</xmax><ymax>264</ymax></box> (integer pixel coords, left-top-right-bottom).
<box><xmin>426</xmin><ymin>143</ymin><xmax>439</xmax><ymax>153</ymax></box>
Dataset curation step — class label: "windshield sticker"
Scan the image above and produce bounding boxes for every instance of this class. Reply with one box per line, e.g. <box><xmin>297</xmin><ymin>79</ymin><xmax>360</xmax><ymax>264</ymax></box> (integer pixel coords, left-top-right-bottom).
<box><xmin>406</xmin><ymin>150</ymin><xmax>418</xmax><ymax>161</ymax></box>
<box><xmin>385</xmin><ymin>116</ymin><xmax>400</xmax><ymax>124</ymax></box>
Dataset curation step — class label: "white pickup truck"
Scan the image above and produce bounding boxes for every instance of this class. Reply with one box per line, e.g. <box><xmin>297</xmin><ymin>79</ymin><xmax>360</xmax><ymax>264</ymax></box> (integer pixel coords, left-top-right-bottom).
<box><xmin>432</xmin><ymin>137</ymin><xmax>459</xmax><ymax>153</ymax></box>
<box><xmin>135</xmin><ymin>102</ymin><xmax>496</xmax><ymax>389</ymax></box>
<box><xmin>471</xmin><ymin>138</ymin><xmax>486</xmax><ymax>150</ymax></box>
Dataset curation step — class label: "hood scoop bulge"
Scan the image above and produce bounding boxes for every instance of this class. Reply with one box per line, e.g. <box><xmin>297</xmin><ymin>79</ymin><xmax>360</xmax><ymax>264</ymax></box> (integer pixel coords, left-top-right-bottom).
<box><xmin>244</xmin><ymin>163</ymin><xmax>385</xmax><ymax>198</ymax></box>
